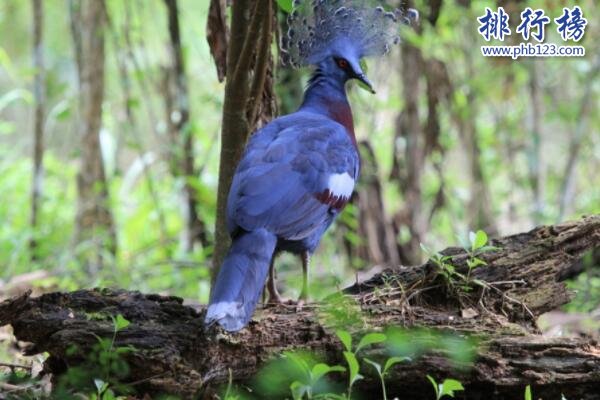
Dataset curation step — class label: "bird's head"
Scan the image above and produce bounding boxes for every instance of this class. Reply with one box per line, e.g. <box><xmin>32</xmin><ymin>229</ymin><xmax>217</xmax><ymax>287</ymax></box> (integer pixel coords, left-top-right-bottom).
<box><xmin>285</xmin><ymin>1</ymin><xmax>419</xmax><ymax>92</ymax></box>
<box><xmin>318</xmin><ymin>37</ymin><xmax>375</xmax><ymax>94</ymax></box>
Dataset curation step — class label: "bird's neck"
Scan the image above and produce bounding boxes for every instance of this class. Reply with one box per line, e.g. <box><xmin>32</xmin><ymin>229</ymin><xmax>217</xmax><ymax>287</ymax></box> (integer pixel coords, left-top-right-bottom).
<box><xmin>299</xmin><ymin>72</ymin><xmax>357</xmax><ymax>147</ymax></box>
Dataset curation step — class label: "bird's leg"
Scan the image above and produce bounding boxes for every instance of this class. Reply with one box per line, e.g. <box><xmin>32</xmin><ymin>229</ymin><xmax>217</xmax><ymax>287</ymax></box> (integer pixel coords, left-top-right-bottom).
<box><xmin>266</xmin><ymin>256</ymin><xmax>285</xmax><ymax>305</ymax></box>
<box><xmin>297</xmin><ymin>251</ymin><xmax>310</xmax><ymax>309</ymax></box>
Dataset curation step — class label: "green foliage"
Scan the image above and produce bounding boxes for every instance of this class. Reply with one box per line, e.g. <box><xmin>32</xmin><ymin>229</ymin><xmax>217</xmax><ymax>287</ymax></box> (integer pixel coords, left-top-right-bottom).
<box><xmin>421</xmin><ymin>229</ymin><xmax>498</xmax><ymax>294</ymax></box>
<box><xmin>364</xmin><ymin>356</ymin><xmax>410</xmax><ymax>400</ymax></box>
<box><xmin>275</xmin><ymin>0</ymin><xmax>293</xmax><ymax>13</ymax></box>
<box><xmin>53</xmin><ymin>314</ymin><xmax>134</xmax><ymax>399</ymax></box>
<box><xmin>524</xmin><ymin>385</ymin><xmax>532</xmax><ymax>400</ymax></box>
<box><xmin>427</xmin><ymin>375</ymin><xmax>465</xmax><ymax>400</ymax></box>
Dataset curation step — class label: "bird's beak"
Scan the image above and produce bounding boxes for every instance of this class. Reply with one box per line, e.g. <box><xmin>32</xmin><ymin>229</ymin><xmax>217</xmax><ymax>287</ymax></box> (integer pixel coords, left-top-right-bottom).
<box><xmin>356</xmin><ymin>73</ymin><xmax>376</xmax><ymax>94</ymax></box>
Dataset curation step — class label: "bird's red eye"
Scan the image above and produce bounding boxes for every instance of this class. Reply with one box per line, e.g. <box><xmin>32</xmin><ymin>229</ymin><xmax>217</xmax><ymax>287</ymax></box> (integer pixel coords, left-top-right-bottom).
<box><xmin>336</xmin><ymin>58</ymin><xmax>349</xmax><ymax>69</ymax></box>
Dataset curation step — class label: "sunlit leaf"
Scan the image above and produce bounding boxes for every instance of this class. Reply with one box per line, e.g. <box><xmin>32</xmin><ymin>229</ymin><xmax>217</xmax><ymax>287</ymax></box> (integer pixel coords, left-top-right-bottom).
<box><xmin>472</xmin><ymin>230</ymin><xmax>488</xmax><ymax>251</ymax></box>
<box><xmin>439</xmin><ymin>378</ymin><xmax>464</xmax><ymax>398</ymax></box>
<box><xmin>383</xmin><ymin>356</ymin><xmax>410</xmax><ymax>374</ymax></box>
<box><xmin>311</xmin><ymin>363</ymin><xmax>345</xmax><ymax>383</ymax></box>
<box><xmin>276</xmin><ymin>0</ymin><xmax>293</xmax><ymax>12</ymax></box>
<box><xmin>356</xmin><ymin>332</ymin><xmax>386</xmax><ymax>352</ymax></box>
<box><xmin>343</xmin><ymin>351</ymin><xmax>362</xmax><ymax>385</ymax></box>
<box><xmin>113</xmin><ymin>314</ymin><xmax>130</xmax><ymax>332</ymax></box>
<box><xmin>427</xmin><ymin>375</ymin><xmax>439</xmax><ymax>399</ymax></box>
<box><xmin>336</xmin><ymin>330</ymin><xmax>352</xmax><ymax>352</ymax></box>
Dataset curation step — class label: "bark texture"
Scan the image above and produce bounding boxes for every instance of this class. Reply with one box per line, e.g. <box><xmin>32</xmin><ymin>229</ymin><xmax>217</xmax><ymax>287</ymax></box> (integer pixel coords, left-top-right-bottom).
<box><xmin>29</xmin><ymin>0</ymin><xmax>45</xmax><ymax>259</ymax></box>
<box><xmin>70</xmin><ymin>0</ymin><xmax>117</xmax><ymax>273</ymax></box>
<box><xmin>1</xmin><ymin>216</ymin><xmax>599</xmax><ymax>399</ymax></box>
<box><xmin>212</xmin><ymin>0</ymin><xmax>276</xmax><ymax>281</ymax></box>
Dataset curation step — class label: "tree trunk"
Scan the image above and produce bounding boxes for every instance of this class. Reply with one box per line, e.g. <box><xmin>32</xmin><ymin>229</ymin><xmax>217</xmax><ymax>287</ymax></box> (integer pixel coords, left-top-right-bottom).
<box><xmin>212</xmin><ymin>0</ymin><xmax>275</xmax><ymax>283</ymax></box>
<box><xmin>527</xmin><ymin>61</ymin><xmax>544</xmax><ymax>224</ymax></box>
<box><xmin>29</xmin><ymin>0</ymin><xmax>45</xmax><ymax>260</ymax></box>
<box><xmin>558</xmin><ymin>54</ymin><xmax>600</xmax><ymax>221</ymax></box>
<box><xmin>1</xmin><ymin>216</ymin><xmax>599</xmax><ymax>399</ymax></box>
<box><xmin>392</xmin><ymin>39</ymin><xmax>426</xmax><ymax>266</ymax></box>
<box><xmin>70</xmin><ymin>0</ymin><xmax>116</xmax><ymax>274</ymax></box>
<box><xmin>163</xmin><ymin>0</ymin><xmax>208</xmax><ymax>252</ymax></box>
<box><xmin>345</xmin><ymin>141</ymin><xmax>400</xmax><ymax>267</ymax></box>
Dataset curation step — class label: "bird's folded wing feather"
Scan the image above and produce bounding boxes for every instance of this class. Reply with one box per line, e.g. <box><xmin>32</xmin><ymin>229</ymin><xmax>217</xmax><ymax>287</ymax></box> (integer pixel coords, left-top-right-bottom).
<box><xmin>227</xmin><ymin>115</ymin><xmax>359</xmax><ymax>240</ymax></box>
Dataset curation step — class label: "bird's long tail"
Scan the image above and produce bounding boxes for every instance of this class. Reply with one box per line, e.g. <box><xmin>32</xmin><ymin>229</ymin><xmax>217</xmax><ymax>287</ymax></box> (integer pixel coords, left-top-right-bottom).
<box><xmin>205</xmin><ymin>228</ymin><xmax>276</xmax><ymax>331</ymax></box>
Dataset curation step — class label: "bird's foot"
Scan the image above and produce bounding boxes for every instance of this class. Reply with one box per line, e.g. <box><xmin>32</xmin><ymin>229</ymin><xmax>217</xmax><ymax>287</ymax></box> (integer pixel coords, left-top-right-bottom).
<box><xmin>265</xmin><ymin>294</ymin><xmax>292</xmax><ymax>307</ymax></box>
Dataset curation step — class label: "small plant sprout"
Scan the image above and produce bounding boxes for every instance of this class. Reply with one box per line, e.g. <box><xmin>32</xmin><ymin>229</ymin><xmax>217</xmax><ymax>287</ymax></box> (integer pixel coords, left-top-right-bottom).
<box><xmin>465</xmin><ymin>230</ymin><xmax>497</xmax><ymax>281</ymax></box>
<box><xmin>285</xmin><ymin>352</ymin><xmax>346</xmax><ymax>400</ymax></box>
<box><xmin>421</xmin><ymin>229</ymin><xmax>499</xmax><ymax>293</ymax></box>
<box><xmin>427</xmin><ymin>375</ymin><xmax>464</xmax><ymax>399</ymax></box>
<box><xmin>223</xmin><ymin>369</ymin><xmax>240</xmax><ymax>400</ymax></box>
<box><xmin>524</xmin><ymin>385</ymin><xmax>532</xmax><ymax>400</ymax></box>
<box><xmin>336</xmin><ymin>330</ymin><xmax>387</xmax><ymax>399</ymax></box>
<box><xmin>364</xmin><ymin>356</ymin><xmax>410</xmax><ymax>400</ymax></box>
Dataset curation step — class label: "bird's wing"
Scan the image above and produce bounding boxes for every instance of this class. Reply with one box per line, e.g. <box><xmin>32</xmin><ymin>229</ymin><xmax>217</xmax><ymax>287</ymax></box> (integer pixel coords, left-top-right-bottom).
<box><xmin>227</xmin><ymin>114</ymin><xmax>359</xmax><ymax>241</ymax></box>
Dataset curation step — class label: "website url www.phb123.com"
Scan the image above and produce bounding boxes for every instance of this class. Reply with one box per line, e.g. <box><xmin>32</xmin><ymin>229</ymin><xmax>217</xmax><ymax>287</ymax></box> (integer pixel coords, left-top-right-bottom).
<box><xmin>481</xmin><ymin>43</ymin><xmax>585</xmax><ymax>59</ymax></box>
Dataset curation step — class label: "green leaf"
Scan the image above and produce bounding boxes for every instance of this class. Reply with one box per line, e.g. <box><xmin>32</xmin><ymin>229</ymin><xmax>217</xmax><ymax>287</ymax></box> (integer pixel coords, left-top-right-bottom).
<box><xmin>311</xmin><ymin>363</ymin><xmax>345</xmax><ymax>382</ymax></box>
<box><xmin>283</xmin><ymin>352</ymin><xmax>311</xmax><ymax>376</ymax></box>
<box><xmin>102</xmin><ymin>389</ymin><xmax>117</xmax><ymax>400</ymax></box>
<box><xmin>439</xmin><ymin>379</ymin><xmax>464</xmax><ymax>398</ymax></box>
<box><xmin>356</xmin><ymin>332</ymin><xmax>386</xmax><ymax>352</ymax></box>
<box><xmin>363</xmin><ymin>358</ymin><xmax>381</xmax><ymax>375</ymax></box>
<box><xmin>477</xmin><ymin>245</ymin><xmax>500</xmax><ymax>254</ymax></box>
<box><xmin>343</xmin><ymin>351</ymin><xmax>362</xmax><ymax>385</ymax></box>
<box><xmin>290</xmin><ymin>381</ymin><xmax>308</xmax><ymax>400</ymax></box>
<box><xmin>336</xmin><ymin>330</ymin><xmax>352</xmax><ymax>352</ymax></box>
<box><xmin>466</xmin><ymin>257</ymin><xmax>487</xmax><ymax>269</ymax></box>
<box><xmin>383</xmin><ymin>356</ymin><xmax>410</xmax><ymax>375</ymax></box>
<box><xmin>94</xmin><ymin>378</ymin><xmax>107</xmax><ymax>394</ymax></box>
<box><xmin>525</xmin><ymin>385</ymin><xmax>532</xmax><ymax>400</ymax></box>
<box><xmin>113</xmin><ymin>314</ymin><xmax>130</xmax><ymax>332</ymax></box>
<box><xmin>427</xmin><ymin>375</ymin><xmax>439</xmax><ymax>399</ymax></box>
<box><xmin>472</xmin><ymin>230</ymin><xmax>488</xmax><ymax>251</ymax></box>
<box><xmin>275</xmin><ymin>0</ymin><xmax>293</xmax><ymax>12</ymax></box>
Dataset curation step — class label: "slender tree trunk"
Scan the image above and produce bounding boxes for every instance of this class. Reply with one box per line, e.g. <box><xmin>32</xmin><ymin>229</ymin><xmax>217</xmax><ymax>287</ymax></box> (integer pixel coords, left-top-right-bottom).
<box><xmin>29</xmin><ymin>0</ymin><xmax>45</xmax><ymax>260</ymax></box>
<box><xmin>212</xmin><ymin>0</ymin><xmax>275</xmax><ymax>282</ymax></box>
<box><xmin>455</xmin><ymin>96</ymin><xmax>497</xmax><ymax>235</ymax></box>
<box><xmin>527</xmin><ymin>61</ymin><xmax>544</xmax><ymax>224</ymax></box>
<box><xmin>558</xmin><ymin>54</ymin><xmax>600</xmax><ymax>221</ymax></box>
<box><xmin>70</xmin><ymin>0</ymin><xmax>116</xmax><ymax>274</ymax></box>
<box><xmin>392</xmin><ymin>36</ymin><xmax>426</xmax><ymax>266</ymax></box>
<box><xmin>390</xmin><ymin>1</ymin><xmax>447</xmax><ymax>266</ymax></box>
<box><xmin>163</xmin><ymin>0</ymin><xmax>207</xmax><ymax>252</ymax></box>
<box><xmin>348</xmin><ymin>141</ymin><xmax>400</xmax><ymax>267</ymax></box>
<box><xmin>451</xmin><ymin>48</ymin><xmax>497</xmax><ymax>235</ymax></box>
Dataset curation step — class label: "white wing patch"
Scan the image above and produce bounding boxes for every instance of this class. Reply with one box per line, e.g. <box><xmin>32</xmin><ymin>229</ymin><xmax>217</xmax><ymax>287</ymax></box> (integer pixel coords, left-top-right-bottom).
<box><xmin>327</xmin><ymin>172</ymin><xmax>355</xmax><ymax>198</ymax></box>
